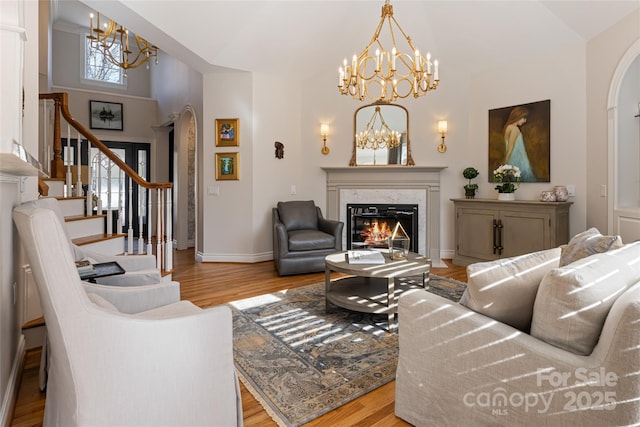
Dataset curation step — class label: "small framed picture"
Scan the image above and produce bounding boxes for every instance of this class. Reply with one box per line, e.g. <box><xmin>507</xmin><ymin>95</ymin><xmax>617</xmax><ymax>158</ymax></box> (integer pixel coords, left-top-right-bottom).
<box><xmin>215</xmin><ymin>118</ymin><xmax>239</xmax><ymax>147</ymax></box>
<box><xmin>89</xmin><ymin>101</ymin><xmax>123</xmax><ymax>131</ymax></box>
<box><xmin>215</xmin><ymin>152</ymin><xmax>239</xmax><ymax>180</ymax></box>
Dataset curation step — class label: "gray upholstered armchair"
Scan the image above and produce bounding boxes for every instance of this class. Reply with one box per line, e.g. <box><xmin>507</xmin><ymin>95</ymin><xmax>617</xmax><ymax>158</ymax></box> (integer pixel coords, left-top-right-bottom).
<box><xmin>272</xmin><ymin>200</ymin><xmax>344</xmax><ymax>275</ymax></box>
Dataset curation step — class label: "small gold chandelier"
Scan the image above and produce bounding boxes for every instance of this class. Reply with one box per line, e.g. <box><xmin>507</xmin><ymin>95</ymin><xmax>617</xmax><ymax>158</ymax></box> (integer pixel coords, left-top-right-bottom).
<box><xmin>356</xmin><ymin>106</ymin><xmax>402</xmax><ymax>150</ymax></box>
<box><xmin>88</xmin><ymin>12</ymin><xmax>159</xmax><ymax>75</ymax></box>
<box><xmin>338</xmin><ymin>0</ymin><xmax>439</xmax><ymax>103</ymax></box>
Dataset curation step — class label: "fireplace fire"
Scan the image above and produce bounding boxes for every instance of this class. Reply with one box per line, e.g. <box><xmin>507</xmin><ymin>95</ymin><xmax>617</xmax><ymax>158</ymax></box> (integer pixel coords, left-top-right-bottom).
<box><xmin>347</xmin><ymin>204</ymin><xmax>418</xmax><ymax>252</ymax></box>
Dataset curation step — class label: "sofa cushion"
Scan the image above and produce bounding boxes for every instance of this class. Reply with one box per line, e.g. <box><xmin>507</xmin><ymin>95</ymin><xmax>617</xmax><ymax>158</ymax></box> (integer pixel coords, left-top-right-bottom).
<box><xmin>277</xmin><ymin>201</ymin><xmax>318</xmax><ymax>231</ymax></box>
<box><xmin>559</xmin><ymin>227</ymin><xmax>623</xmax><ymax>267</ymax></box>
<box><xmin>531</xmin><ymin>242</ymin><xmax>640</xmax><ymax>355</ymax></box>
<box><xmin>459</xmin><ymin>248</ymin><xmax>561</xmax><ymax>331</ymax></box>
<box><xmin>288</xmin><ymin>229</ymin><xmax>335</xmax><ymax>251</ymax></box>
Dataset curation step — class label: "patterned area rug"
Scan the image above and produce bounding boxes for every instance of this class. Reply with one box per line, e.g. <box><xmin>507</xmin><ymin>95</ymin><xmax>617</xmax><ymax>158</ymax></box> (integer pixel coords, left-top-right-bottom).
<box><xmin>230</xmin><ymin>275</ymin><xmax>466</xmax><ymax>427</ymax></box>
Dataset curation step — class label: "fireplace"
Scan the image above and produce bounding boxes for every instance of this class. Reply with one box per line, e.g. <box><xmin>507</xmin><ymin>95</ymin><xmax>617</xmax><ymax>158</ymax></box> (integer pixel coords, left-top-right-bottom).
<box><xmin>322</xmin><ymin>166</ymin><xmax>445</xmax><ymax>260</ymax></box>
<box><xmin>347</xmin><ymin>204</ymin><xmax>419</xmax><ymax>252</ymax></box>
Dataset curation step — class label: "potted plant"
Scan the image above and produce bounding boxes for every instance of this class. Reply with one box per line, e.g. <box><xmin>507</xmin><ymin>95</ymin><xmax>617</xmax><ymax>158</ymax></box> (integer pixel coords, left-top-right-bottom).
<box><xmin>493</xmin><ymin>164</ymin><xmax>521</xmax><ymax>200</ymax></box>
<box><xmin>463</xmin><ymin>167</ymin><xmax>479</xmax><ymax>199</ymax></box>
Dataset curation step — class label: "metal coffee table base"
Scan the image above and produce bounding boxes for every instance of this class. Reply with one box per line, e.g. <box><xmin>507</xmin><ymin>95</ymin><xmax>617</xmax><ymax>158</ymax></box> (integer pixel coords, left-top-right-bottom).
<box><xmin>324</xmin><ymin>252</ymin><xmax>431</xmax><ymax>329</ymax></box>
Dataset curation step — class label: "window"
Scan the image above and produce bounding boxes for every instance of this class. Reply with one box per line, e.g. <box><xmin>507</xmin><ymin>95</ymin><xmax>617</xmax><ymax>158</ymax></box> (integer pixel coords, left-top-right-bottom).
<box><xmin>84</xmin><ymin>36</ymin><xmax>124</xmax><ymax>86</ymax></box>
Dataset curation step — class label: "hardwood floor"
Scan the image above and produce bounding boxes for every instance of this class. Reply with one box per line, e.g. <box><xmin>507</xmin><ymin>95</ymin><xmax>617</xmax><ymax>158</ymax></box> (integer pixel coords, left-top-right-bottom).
<box><xmin>10</xmin><ymin>249</ymin><xmax>467</xmax><ymax>427</ymax></box>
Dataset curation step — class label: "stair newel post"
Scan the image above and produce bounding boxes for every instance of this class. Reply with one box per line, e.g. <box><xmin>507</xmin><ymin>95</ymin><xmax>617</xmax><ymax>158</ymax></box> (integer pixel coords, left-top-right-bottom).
<box><xmin>42</xmin><ymin>100</ymin><xmax>49</xmax><ymax>175</ymax></box>
<box><xmin>147</xmin><ymin>187</ymin><xmax>153</xmax><ymax>255</ymax></box>
<box><xmin>165</xmin><ymin>187</ymin><xmax>173</xmax><ymax>272</ymax></box>
<box><xmin>65</xmin><ymin>124</ymin><xmax>72</xmax><ymax>196</ymax></box>
<box><xmin>156</xmin><ymin>189</ymin><xmax>163</xmax><ymax>270</ymax></box>
<box><xmin>106</xmin><ymin>159</ymin><xmax>112</xmax><ymax>235</ymax></box>
<box><xmin>128</xmin><ymin>176</ymin><xmax>134</xmax><ymax>254</ymax></box>
<box><xmin>138</xmin><ymin>185</ymin><xmax>145</xmax><ymax>254</ymax></box>
<box><xmin>76</xmin><ymin>132</ymin><xmax>83</xmax><ymax>196</ymax></box>
<box><xmin>51</xmin><ymin>96</ymin><xmax>64</xmax><ymax>178</ymax></box>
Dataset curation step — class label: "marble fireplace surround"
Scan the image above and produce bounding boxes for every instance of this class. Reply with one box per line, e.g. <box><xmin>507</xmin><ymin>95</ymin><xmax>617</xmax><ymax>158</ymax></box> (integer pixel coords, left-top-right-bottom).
<box><xmin>322</xmin><ymin>166</ymin><xmax>446</xmax><ymax>262</ymax></box>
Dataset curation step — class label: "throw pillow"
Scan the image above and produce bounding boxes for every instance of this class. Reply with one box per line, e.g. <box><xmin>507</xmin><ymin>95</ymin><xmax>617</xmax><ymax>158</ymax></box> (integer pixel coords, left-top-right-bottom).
<box><xmin>459</xmin><ymin>247</ymin><xmax>561</xmax><ymax>331</ymax></box>
<box><xmin>531</xmin><ymin>242</ymin><xmax>640</xmax><ymax>356</ymax></box>
<box><xmin>559</xmin><ymin>227</ymin><xmax>623</xmax><ymax>267</ymax></box>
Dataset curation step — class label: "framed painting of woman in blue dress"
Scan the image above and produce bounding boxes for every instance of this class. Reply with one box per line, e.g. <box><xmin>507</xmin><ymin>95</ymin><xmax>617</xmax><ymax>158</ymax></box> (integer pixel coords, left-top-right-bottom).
<box><xmin>488</xmin><ymin>100</ymin><xmax>550</xmax><ymax>183</ymax></box>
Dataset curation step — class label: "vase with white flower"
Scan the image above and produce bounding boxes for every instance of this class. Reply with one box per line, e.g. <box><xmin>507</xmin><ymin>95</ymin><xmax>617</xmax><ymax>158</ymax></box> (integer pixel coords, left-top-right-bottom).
<box><xmin>493</xmin><ymin>164</ymin><xmax>521</xmax><ymax>200</ymax></box>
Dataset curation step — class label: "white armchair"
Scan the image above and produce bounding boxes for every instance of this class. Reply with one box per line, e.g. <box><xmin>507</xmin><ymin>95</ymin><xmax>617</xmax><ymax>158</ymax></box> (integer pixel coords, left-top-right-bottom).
<box><xmin>14</xmin><ymin>203</ymin><xmax>243</xmax><ymax>426</ymax></box>
<box><xmin>27</xmin><ymin>197</ymin><xmax>164</xmax><ymax>286</ymax></box>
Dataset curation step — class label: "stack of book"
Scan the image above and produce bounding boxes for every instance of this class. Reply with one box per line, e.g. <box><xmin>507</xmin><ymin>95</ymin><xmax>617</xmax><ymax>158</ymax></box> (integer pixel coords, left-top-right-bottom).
<box><xmin>75</xmin><ymin>260</ymin><xmax>96</xmax><ymax>278</ymax></box>
<box><xmin>346</xmin><ymin>250</ymin><xmax>385</xmax><ymax>265</ymax></box>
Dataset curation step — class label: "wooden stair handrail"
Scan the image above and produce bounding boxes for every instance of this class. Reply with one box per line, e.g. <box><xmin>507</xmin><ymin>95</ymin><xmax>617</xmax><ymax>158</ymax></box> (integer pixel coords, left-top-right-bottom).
<box><xmin>39</xmin><ymin>93</ymin><xmax>172</xmax><ymax>190</ymax></box>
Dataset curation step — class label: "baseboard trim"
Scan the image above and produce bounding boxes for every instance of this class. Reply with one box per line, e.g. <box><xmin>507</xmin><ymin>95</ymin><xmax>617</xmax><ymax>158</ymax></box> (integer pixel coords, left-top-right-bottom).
<box><xmin>439</xmin><ymin>249</ymin><xmax>455</xmax><ymax>260</ymax></box>
<box><xmin>196</xmin><ymin>251</ymin><xmax>273</xmax><ymax>263</ymax></box>
<box><xmin>1</xmin><ymin>334</ymin><xmax>25</xmax><ymax>427</ymax></box>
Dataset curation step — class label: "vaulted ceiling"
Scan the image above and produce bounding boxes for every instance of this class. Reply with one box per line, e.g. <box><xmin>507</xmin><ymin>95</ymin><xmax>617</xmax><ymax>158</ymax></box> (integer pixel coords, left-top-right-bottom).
<box><xmin>56</xmin><ymin>0</ymin><xmax>639</xmax><ymax>79</ymax></box>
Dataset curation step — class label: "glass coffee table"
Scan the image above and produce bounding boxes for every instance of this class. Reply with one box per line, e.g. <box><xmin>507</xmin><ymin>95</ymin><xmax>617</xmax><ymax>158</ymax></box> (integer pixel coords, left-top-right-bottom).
<box><xmin>324</xmin><ymin>251</ymin><xmax>431</xmax><ymax>329</ymax></box>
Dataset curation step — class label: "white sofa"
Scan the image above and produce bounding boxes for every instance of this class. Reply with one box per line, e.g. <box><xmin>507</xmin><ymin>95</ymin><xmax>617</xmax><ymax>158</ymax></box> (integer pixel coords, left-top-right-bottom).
<box><xmin>395</xmin><ymin>230</ymin><xmax>640</xmax><ymax>426</ymax></box>
<box><xmin>14</xmin><ymin>202</ymin><xmax>243</xmax><ymax>426</ymax></box>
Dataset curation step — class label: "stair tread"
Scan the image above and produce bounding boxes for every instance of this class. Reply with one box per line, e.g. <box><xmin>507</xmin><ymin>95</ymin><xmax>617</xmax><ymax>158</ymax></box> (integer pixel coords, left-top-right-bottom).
<box><xmin>73</xmin><ymin>233</ymin><xmax>126</xmax><ymax>246</ymax></box>
<box><xmin>56</xmin><ymin>196</ymin><xmax>86</xmax><ymax>201</ymax></box>
<box><xmin>65</xmin><ymin>214</ymin><xmax>106</xmax><ymax>222</ymax></box>
<box><xmin>23</xmin><ymin>316</ymin><xmax>45</xmax><ymax>330</ymax></box>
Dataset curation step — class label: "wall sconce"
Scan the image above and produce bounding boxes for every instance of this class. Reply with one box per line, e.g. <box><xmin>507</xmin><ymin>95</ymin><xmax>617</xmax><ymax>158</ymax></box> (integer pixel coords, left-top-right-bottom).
<box><xmin>320</xmin><ymin>124</ymin><xmax>330</xmax><ymax>155</ymax></box>
<box><xmin>437</xmin><ymin>120</ymin><xmax>448</xmax><ymax>153</ymax></box>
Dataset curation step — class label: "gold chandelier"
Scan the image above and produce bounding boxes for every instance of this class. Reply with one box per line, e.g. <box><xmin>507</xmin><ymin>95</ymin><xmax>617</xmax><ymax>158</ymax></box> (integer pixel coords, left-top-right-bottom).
<box><xmin>88</xmin><ymin>12</ymin><xmax>158</xmax><ymax>74</ymax></box>
<box><xmin>356</xmin><ymin>106</ymin><xmax>402</xmax><ymax>150</ymax></box>
<box><xmin>338</xmin><ymin>0</ymin><xmax>439</xmax><ymax>103</ymax></box>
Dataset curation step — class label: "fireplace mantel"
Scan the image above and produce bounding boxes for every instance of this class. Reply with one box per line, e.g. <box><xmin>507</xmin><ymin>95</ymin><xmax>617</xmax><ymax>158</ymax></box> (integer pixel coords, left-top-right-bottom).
<box><xmin>322</xmin><ymin>166</ymin><xmax>446</xmax><ymax>260</ymax></box>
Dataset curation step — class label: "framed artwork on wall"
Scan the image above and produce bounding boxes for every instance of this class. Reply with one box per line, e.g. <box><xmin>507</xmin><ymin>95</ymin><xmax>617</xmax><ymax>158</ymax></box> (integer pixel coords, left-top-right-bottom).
<box><xmin>215</xmin><ymin>118</ymin><xmax>239</xmax><ymax>147</ymax></box>
<box><xmin>215</xmin><ymin>152</ymin><xmax>239</xmax><ymax>180</ymax></box>
<box><xmin>89</xmin><ymin>101</ymin><xmax>123</xmax><ymax>131</ymax></box>
<box><xmin>488</xmin><ymin>99</ymin><xmax>550</xmax><ymax>183</ymax></box>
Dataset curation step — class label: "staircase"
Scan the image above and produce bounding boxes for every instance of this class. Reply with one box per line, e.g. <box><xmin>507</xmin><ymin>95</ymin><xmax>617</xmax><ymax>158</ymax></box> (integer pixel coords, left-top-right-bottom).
<box><xmin>39</xmin><ymin>92</ymin><xmax>173</xmax><ymax>268</ymax></box>
<box><xmin>20</xmin><ymin>92</ymin><xmax>174</xmax><ymax>346</ymax></box>
<box><xmin>41</xmin><ymin>178</ymin><xmax>128</xmax><ymax>255</ymax></box>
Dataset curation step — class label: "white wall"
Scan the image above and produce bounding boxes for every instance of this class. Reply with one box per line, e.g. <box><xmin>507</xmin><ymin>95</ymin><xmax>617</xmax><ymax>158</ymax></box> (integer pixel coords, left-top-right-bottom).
<box><xmin>0</xmin><ymin>0</ymin><xmax>38</xmax><ymax>422</ymax></box>
<box><xmin>150</xmin><ymin>50</ymin><xmax>203</xmax><ymax>251</ymax></box>
<box><xmin>586</xmin><ymin>10</ymin><xmax>640</xmax><ymax>233</ymax></box>
<box><xmin>201</xmin><ymin>71</ymin><xmax>255</xmax><ymax>261</ymax></box>
<box><xmin>616</xmin><ymin>55</ymin><xmax>640</xmax><ymax>205</ymax></box>
<box><xmin>467</xmin><ymin>43</ymin><xmax>588</xmax><ymax>238</ymax></box>
<box><xmin>298</xmin><ymin>44</ymin><xmax>587</xmax><ymax>257</ymax></box>
<box><xmin>251</xmin><ymin>73</ymin><xmax>302</xmax><ymax>257</ymax></box>
<box><xmin>52</xmin><ymin>87</ymin><xmax>157</xmax><ymax>143</ymax></box>
<box><xmin>52</xmin><ymin>22</ymin><xmax>151</xmax><ymax>98</ymax></box>
<box><xmin>194</xmin><ymin>38</ymin><xmax>591</xmax><ymax>261</ymax></box>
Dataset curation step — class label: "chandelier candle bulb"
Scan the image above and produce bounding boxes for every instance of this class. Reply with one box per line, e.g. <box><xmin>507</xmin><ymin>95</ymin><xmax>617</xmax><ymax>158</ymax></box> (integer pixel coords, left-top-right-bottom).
<box><xmin>338</xmin><ymin>0</ymin><xmax>440</xmax><ymax>102</ymax></box>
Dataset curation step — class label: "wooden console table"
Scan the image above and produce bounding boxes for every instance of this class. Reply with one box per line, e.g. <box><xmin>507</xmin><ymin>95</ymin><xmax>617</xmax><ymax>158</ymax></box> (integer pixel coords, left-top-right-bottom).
<box><xmin>451</xmin><ymin>198</ymin><xmax>572</xmax><ymax>266</ymax></box>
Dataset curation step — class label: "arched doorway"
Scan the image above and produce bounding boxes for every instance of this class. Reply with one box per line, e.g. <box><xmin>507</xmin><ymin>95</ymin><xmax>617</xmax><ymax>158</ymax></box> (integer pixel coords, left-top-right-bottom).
<box><xmin>608</xmin><ymin>39</ymin><xmax>640</xmax><ymax>242</ymax></box>
<box><xmin>174</xmin><ymin>106</ymin><xmax>198</xmax><ymax>251</ymax></box>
